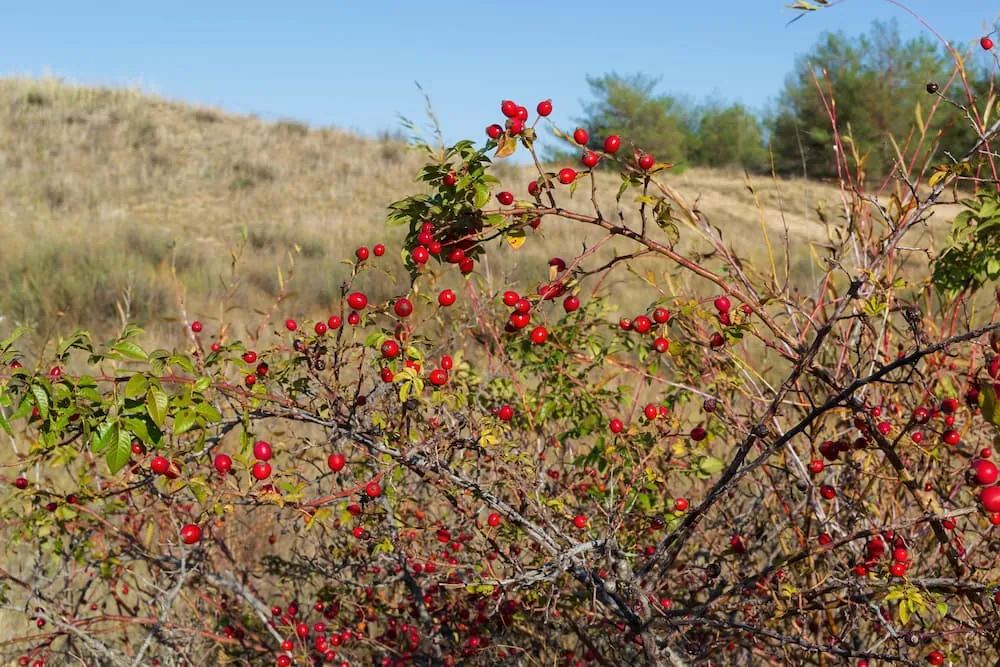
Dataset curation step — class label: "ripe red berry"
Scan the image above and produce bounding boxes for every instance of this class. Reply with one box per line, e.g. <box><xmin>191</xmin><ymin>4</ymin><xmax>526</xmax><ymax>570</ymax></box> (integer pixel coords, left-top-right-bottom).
<box><xmin>509</xmin><ymin>119</ymin><xmax>523</xmax><ymax>135</ymax></box>
<box><xmin>638</xmin><ymin>153</ymin><xmax>655</xmax><ymax>170</ymax></box>
<box><xmin>980</xmin><ymin>486</ymin><xmax>1000</xmax><ymax>512</ymax></box>
<box><xmin>530</xmin><ymin>326</ymin><xmax>548</xmax><ymax>344</ymax></box>
<box><xmin>644</xmin><ymin>404</ymin><xmax>659</xmax><ymax>421</ymax></box>
<box><xmin>913</xmin><ymin>407</ymin><xmax>930</xmax><ymax>423</ymax></box>
<box><xmin>347</xmin><ymin>292</ymin><xmax>368</xmax><ymax>310</ymax></box>
<box><xmin>633</xmin><ymin>315</ymin><xmax>652</xmax><ymax>334</ymax></box>
<box><xmin>981</xmin><ymin>36</ymin><xmax>995</xmax><ymax>50</ymax></box>
<box><xmin>393</xmin><ymin>298</ymin><xmax>413</xmax><ymax>318</ymax></box>
<box><xmin>365</xmin><ymin>481</ymin><xmax>382</xmax><ymax>498</ymax></box>
<box><xmin>927</xmin><ymin>650</ymin><xmax>945</xmax><ymax>666</ymax></box>
<box><xmin>943</xmin><ymin>429</ymin><xmax>960</xmax><ymax>446</ymax></box>
<box><xmin>242</xmin><ymin>351</ymin><xmax>257</xmax><ymax>364</ymax></box>
<box><xmin>214</xmin><ymin>454</ymin><xmax>232</xmax><ymax>475</ymax></box>
<box><xmin>180</xmin><ymin>524</ymin><xmax>202</xmax><ymax>545</ymax></box>
<box><xmin>503</xmin><ymin>291</ymin><xmax>520</xmax><ymax>307</ymax></box>
<box><xmin>674</xmin><ymin>497</ymin><xmax>689</xmax><ymax>512</ymax></box>
<box><xmin>151</xmin><ymin>456</ymin><xmax>170</xmax><ymax>475</ymax></box>
<box><xmin>355</xmin><ymin>246</ymin><xmax>369</xmax><ymax>261</ymax></box>
<box><xmin>442</xmin><ymin>171</ymin><xmax>457</xmax><ymax>186</ymax></box>
<box><xmin>497</xmin><ymin>405</ymin><xmax>514</xmax><ymax>421</ymax></box>
<box><xmin>251</xmin><ymin>461</ymin><xmax>271</xmax><ymax>481</ymax></box>
<box><xmin>486</xmin><ymin>124</ymin><xmax>503</xmax><ymax>139</ymax></box>
<box><xmin>536</xmin><ymin>99</ymin><xmax>552</xmax><ymax>116</ymax></box>
<box><xmin>690</xmin><ymin>426</ymin><xmax>707</xmax><ymax>441</ymax></box>
<box><xmin>440</xmin><ymin>355</ymin><xmax>453</xmax><ymax>371</ymax></box>
<box><xmin>253</xmin><ymin>441</ymin><xmax>273</xmax><ymax>461</ymax></box>
<box><xmin>652</xmin><ymin>307</ymin><xmax>670</xmax><ymax>323</ymax></box>
<box><xmin>713</xmin><ymin>296</ymin><xmax>731</xmax><ymax>313</ymax></box>
<box><xmin>603</xmin><ymin>135</ymin><xmax>621</xmax><ymax>154</ymax></box>
<box><xmin>429</xmin><ymin>369</ymin><xmax>448</xmax><ymax>386</ymax></box>
<box><xmin>820</xmin><ymin>485</ymin><xmax>836</xmax><ymax>500</ymax></box>
<box><xmin>13</xmin><ymin>477</ymin><xmax>28</xmax><ymax>489</ymax></box>
<box><xmin>581</xmin><ymin>151</ymin><xmax>599</xmax><ymax>168</ymax></box>
<box><xmin>327</xmin><ymin>315</ymin><xmax>342</xmax><ymax>329</ymax></box>
<box><xmin>487</xmin><ymin>512</ymin><xmax>502</xmax><ymax>527</ymax></box>
<box><xmin>459</xmin><ymin>257</ymin><xmax>474</xmax><ymax>274</ymax></box>
<box><xmin>710</xmin><ymin>333</ymin><xmax>725</xmax><ymax>349</ymax></box>
<box><xmin>438</xmin><ymin>289</ymin><xmax>456</xmax><ymax>307</ymax></box>
<box><xmin>412</xmin><ymin>246</ymin><xmax>429</xmax><ymax>264</ymax></box>
<box><xmin>609</xmin><ymin>418</ymin><xmax>624</xmax><ymax>434</ymax></box>
<box><xmin>572</xmin><ymin>127</ymin><xmax>589</xmax><ymax>145</ymax></box>
<box><xmin>373</xmin><ymin>243</ymin><xmax>385</xmax><ymax>256</ymax></box>
<box><xmin>501</xmin><ymin>100</ymin><xmax>518</xmax><ymax>118</ymax></box>
<box><xmin>941</xmin><ymin>397</ymin><xmax>959</xmax><ymax>414</ymax></box>
<box><xmin>889</xmin><ymin>561</ymin><xmax>906</xmax><ymax>577</ymax></box>
<box><xmin>563</xmin><ymin>295</ymin><xmax>580</xmax><ymax>312</ymax></box>
<box><xmin>381</xmin><ymin>340</ymin><xmax>400</xmax><ymax>359</ymax></box>
<box><xmin>558</xmin><ymin>168</ymin><xmax>577</xmax><ymax>185</ymax></box>
<box><xmin>807</xmin><ymin>459</ymin><xmax>824</xmax><ymax>475</ymax></box>
<box><xmin>191</xmin><ymin>320</ymin><xmax>203</xmax><ymax>333</ymax></box>
<box><xmin>514</xmin><ymin>298</ymin><xmax>531</xmax><ymax>314</ymax></box>
<box><xmin>653</xmin><ymin>337</ymin><xmax>670</xmax><ymax>353</ymax></box>
<box><xmin>973</xmin><ymin>460</ymin><xmax>999</xmax><ymax>485</ymax></box>
<box><xmin>573</xmin><ymin>514</ymin><xmax>588</xmax><ymax>529</ymax></box>
<box><xmin>497</xmin><ymin>191</ymin><xmax>514</xmax><ymax>206</ymax></box>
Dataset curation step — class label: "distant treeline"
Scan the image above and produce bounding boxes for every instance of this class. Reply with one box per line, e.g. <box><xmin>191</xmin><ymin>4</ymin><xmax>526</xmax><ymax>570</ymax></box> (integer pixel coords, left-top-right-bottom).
<box><xmin>552</xmin><ymin>20</ymin><xmax>996</xmax><ymax>180</ymax></box>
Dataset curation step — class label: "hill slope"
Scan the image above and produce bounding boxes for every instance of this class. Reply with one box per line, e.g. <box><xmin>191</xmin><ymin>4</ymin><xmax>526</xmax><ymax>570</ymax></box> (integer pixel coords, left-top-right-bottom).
<box><xmin>0</xmin><ymin>77</ymin><xmax>913</xmax><ymax>342</ymax></box>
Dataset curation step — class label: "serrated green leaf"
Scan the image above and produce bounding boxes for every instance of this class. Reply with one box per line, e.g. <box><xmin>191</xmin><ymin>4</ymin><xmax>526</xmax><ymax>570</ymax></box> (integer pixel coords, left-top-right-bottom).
<box><xmin>192</xmin><ymin>376</ymin><xmax>211</xmax><ymax>393</ymax></box>
<box><xmin>147</xmin><ymin>387</ymin><xmax>168</xmax><ymax>429</ymax></box>
<box><xmin>698</xmin><ymin>455</ymin><xmax>725</xmax><ymax>475</ymax></box>
<box><xmin>125</xmin><ymin>374</ymin><xmax>148</xmax><ymax>399</ymax></box>
<box><xmin>94</xmin><ymin>421</ymin><xmax>117</xmax><ymax>454</ymax></box>
<box><xmin>173</xmin><ymin>409</ymin><xmax>196</xmax><ymax>436</ymax></box>
<box><xmin>112</xmin><ymin>341</ymin><xmax>148</xmax><ymax>361</ymax></box>
<box><xmin>30</xmin><ymin>384</ymin><xmax>49</xmax><ymax>420</ymax></box>
<box><xmin>106</xmin><ymin>426</ymin><xmax>132</xmax><ymax>474</ymax></box>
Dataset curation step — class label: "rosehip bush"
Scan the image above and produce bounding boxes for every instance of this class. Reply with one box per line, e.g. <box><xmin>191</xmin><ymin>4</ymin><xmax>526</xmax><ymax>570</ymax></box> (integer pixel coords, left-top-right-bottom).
<box><xmin>2</xmin><ymin>16</ymin><xmax>1000</xmax><ymax>667</ymax></box>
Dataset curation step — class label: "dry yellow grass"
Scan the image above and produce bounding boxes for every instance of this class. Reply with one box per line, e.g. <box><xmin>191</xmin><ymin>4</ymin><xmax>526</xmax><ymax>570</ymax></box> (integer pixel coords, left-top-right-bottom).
<box><xmin>0</xmin><ymin>77</ymin><xmax>961</xmax><ymax>348</ymax></box>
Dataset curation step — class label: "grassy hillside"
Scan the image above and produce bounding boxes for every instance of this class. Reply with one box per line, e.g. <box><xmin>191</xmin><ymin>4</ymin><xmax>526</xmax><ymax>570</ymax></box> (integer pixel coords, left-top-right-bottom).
<box><xmin>0</xmin><ymin>77</ymin><xmax>951</xmax><ymax>347</ymax></box>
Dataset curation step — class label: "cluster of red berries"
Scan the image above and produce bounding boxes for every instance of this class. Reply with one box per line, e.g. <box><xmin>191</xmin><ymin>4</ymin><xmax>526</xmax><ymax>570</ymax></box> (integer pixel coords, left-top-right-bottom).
<box><xmin>618</xmin><ymin>304</ymin><xmax>672</xmax><ymax>354</ymax></box>
<box><xmin>411</xmin><ymin>222</ymin><xmax>476</xmax><ymax>274</ymax></box>
<box><xmin>500</xmin><ymin>289</ymin><xmax>549</xmax><ymax>344</ymax></box>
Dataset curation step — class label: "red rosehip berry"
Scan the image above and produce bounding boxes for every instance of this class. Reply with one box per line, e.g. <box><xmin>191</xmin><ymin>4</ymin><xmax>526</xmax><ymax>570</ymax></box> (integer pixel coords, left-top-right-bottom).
<box><xmin>609</xmin><ymin>418</ymin><xmax>624</xmax><ymax>434</ymax></box>
<box><xmin>501</xmin><ymin>100</ymin><xmax>518</xmax><ymax>118</ymax></box>
<box><xmin>497</xmin><ymin>191</ymin><xmax>514</xmax><ymax>206</ymax></box>
<box><xmin>253</xmin><ymin>441</ymin><xmax>272</xmax><ymax>461</ymax></box>
<box><xmin>393</xmin><ymin>298</ymin><xmax>413</xmax><ymax>318</ymax></box>
<box><xmin>327</xmin><ymin>315</ymin><xmax>342</xmax><ymax>329</ymax></box>
<box><xmin>365</xmin><ymin>481</ymin><xmax>381</xmax><ymax>498</ymax></box>
<box><xmin>355</xmin><ymin>246</ymin><xmax>369</xmax><ymax>261</ymax></box>
<box><xmin>429</xmin><ymin>369</ymin><xmax>448</xmax><ymax>386</ymax></box>
<box><xmin>638</xmin><ymin>153</ymin><xmax>655</xmax><ymax>169</ymax></box>
<box><xmin>558</xmin><ymin>167</ymin><xmax>577</xmax><ymax>184</ymax></box>
<box><xmin>536</xmin><ymin>100</ymin><xmax>552</xmax><ymax>117</ymax></box>
<box><xmin>981</xmin><ymin>36</ymin><xmax>994</xmax><ymax>50</ymax></box>
<box><xmin>191</xmin><ymin>320</ymin><xmax>203</xmax><ymax>333</ymax></box>
<box><xmin>180</xmin><ymin>524</ymin><xmax>202</xmax><ymax>545</ymax></box>
<box><xmin>581</xmin><ymin>151</ymin><xmax>599</xmax><ymax>168</ymax></box>
<box><xmin>486</xmin><ymin>124</ymin><xmax>503</xmax><ymax>139</ymax></box>
<box><xmin>563</xmin><ymin>295</ymin><xmax>580</xmax><ymax>312</ymax></box>
<box><xmin>373</xmin><ymin>243</ymin><xmax>385</xmax><ymax>256</ymax></box>
<box><xmin>530</xmin><ymin>326</ymin><xmax>548</xmax><ymax>344</ymax></box>
<box><xmin>573</xmin><ymin>127</ymin><xmax>588</xmax><ymax>145</ymax></box>
<box><xmin>573</xmin><ymin>514</ymin><xmax>588</xmax><ymax>529</ymax></box>
<box><xmin>412</xmin><ymin>246</ymin><xmax>429</xmax><ymax>264</ymax></box>
<box><xmin>251</xmin><ymin>461</ymin><xmax>271</xmax><ymax>481</ymax></box>
<box><xmin>214</xmin><ymin>454</ymin><xmax>232</xmax><ymax>475</ymax></box>
<box><xmin>438</xmin><ymin>289</ymin><xmax>456</xmax><ymax>307</ymax></box>
<box><xmin>603</xmin><ymin>135</ymin><xmax>621</xmax><ymax>153</ymax></box>
<box><xmin>347</xmin><ymin>292</ymin><xmax>368</xmax><ymax>310</ymax></box>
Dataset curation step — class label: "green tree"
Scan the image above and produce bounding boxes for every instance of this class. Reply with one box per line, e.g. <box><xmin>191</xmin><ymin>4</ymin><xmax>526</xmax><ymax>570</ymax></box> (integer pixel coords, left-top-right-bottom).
<box><xmin>768</xmin><ymin>19</ymin><xmax>979</xmax><ymax>180</ymax></box>
<box><xmin>690</xmin><ymin>102</ymin><xmax>769</xmax><ymax>171</ymax></box>
<box><xmin>551</xmin><ymin>72</ymin><xmax>695</xmax><ymax>166</ymax></box>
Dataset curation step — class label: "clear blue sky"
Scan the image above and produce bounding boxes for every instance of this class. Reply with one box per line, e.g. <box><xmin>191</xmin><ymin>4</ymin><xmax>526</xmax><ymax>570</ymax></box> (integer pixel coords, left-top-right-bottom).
<box><xmin>2</xmin><ymin>1</ymin><xmax>997</xmax><ymax>160</ymax></box>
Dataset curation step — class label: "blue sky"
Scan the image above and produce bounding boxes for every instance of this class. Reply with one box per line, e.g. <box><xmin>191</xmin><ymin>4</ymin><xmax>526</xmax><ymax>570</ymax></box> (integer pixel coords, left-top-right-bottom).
<box><xmin>2</xmin><ymin>1</ymin><xmax>997</xmax><ymax>159</ymax></box>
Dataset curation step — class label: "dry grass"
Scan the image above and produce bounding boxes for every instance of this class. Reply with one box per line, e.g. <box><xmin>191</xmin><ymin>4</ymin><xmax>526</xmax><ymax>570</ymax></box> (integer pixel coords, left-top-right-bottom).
<box><xmin>0</xmin><ymin>77</ymin><xmax>961</xmax><ymax>348</ymax></box>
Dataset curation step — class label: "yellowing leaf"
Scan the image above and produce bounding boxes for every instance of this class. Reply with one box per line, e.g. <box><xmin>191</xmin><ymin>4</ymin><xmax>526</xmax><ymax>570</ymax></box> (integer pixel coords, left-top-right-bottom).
<box><xmin>505</xmin><ymin>228</ymin><xmax>526</xmax><ymax>250</ymax></box>
<box><xmin>494</xmin><ymin>134</ymin><xmax>517</xmax><ymax>159</ymax></box>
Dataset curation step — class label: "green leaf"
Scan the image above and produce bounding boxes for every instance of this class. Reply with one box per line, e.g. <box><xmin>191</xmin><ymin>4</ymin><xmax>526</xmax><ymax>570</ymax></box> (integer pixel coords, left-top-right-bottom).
<box><xmin>192</xmin><ymin>376</ymin><xmax>211</xmax><ymax>394</ymax></box>
<box><xmin>106</xmin><ymin>426</ymin><xmax>133</xmax><ymax>474</ymax></box>
<box><xmin>125</xmin><ymin>374</ymin><xmax>148</xmax><ymax>399</ymax></box>
<box><xmin>173</xmin><ymin>409</ymin><xmax>196</xmax><ymax>435</ymax></box>
<box><xmin>0</xmin><ymin>409</ymin><xmax>10</xmax><ymax>436</ymax></box>
<box><xmin>94</xmin><ymin>421</ymin><xmax>117</xmax><ymax>454</ymax></box>
<box><xmin>698</xmin><ymin>455</ymin><xmax>725</xmax><ymax>475</ymax></box>
<box><xmin>147</xmin><ymin>387</ymin><xmax>168</xmax><ymax>429</ymax></box>
<box><xmin>112</xmin><ymin>341</ymin><xmax>148</xmax><ymax>361</ymax></box>
<box><xmin>30</xmin><ymin>384</ymin><xmax>49</xmax><ymax>420</ymax></box>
